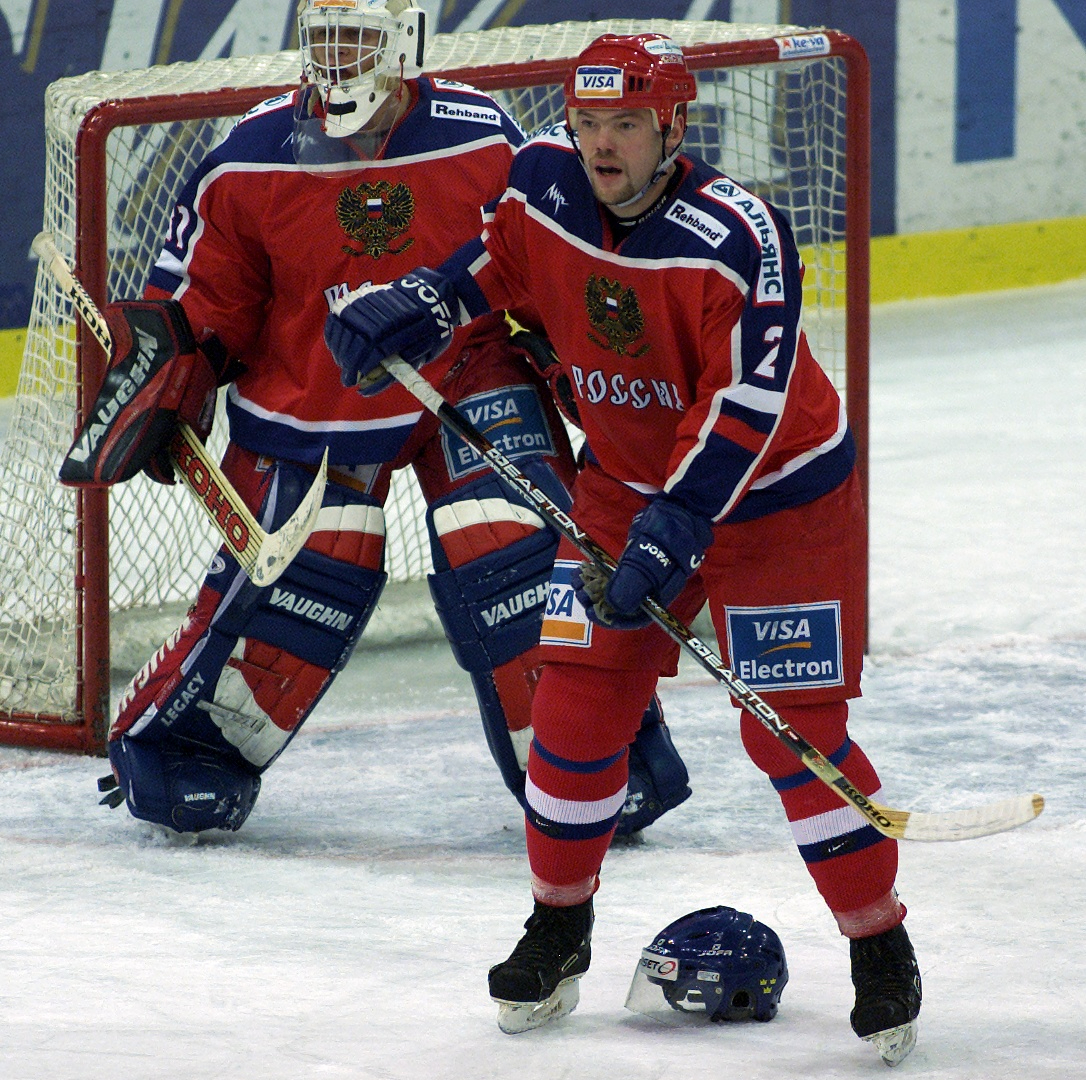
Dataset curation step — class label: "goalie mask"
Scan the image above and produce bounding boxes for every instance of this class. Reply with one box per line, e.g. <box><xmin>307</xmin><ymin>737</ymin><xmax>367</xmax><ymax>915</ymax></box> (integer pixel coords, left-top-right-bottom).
<box><xmin>297</xmin><ymin>0</ymin><xmax>425</xmax><ymax>138</ymax></box>
<box><xmin>625</xmin><ymin>906</ymin><xmax>788</xmax><ymax>1024</ymax></box>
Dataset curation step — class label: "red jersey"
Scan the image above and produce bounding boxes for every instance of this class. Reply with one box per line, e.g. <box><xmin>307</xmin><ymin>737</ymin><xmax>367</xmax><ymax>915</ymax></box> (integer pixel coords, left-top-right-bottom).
<box><xmin>443</xmin><ymin>124</ymin><xmax>853</xmax><ymax>524</ymax></box>
<box><xmin>148</xmin><ymin>78</ymin><xmax>525</xmax><ymax>466</ymax></box>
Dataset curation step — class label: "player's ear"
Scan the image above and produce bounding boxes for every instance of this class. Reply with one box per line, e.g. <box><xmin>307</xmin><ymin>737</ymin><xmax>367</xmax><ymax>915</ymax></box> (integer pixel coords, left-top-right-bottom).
<box><xmin>665</xmin><ymin>108</ymin><xmax>687</xmax><ymax>154</ymax></box>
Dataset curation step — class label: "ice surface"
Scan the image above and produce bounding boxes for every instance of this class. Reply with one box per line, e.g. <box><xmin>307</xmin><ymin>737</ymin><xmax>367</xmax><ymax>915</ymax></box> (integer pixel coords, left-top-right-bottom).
<box><xmin>1</xmin><ymin>281</ymin><xmax>1084</xmax><ymax>1079</ymax></box>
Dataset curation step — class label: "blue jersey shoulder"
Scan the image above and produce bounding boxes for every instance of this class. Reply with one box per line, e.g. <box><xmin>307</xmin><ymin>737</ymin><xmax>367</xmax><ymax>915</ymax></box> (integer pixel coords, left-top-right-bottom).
<box><xmin>685</xmin><ymin>161</ymin><xmax>797</xmax><ymax>301</ymax></box>
<box><xmin>392</xmin><ymin>78</ymin><xmax>525</xmax><ymax>154</ymax></box>
<box><xmin>212</xmin><ymin>90</ymin><xmax>298</xmax><ymax>167</ymax></box>
<box><xmin>195</xmin><ymin>80</ymin><xmax>524</xmax><ymax>174</ymax></box>
<box><xmin>613</xmin><ymin>156</ymin><xmax>797</xmax><ymax>302</ymax></box>
<box><xmin>507</xmin><ymin>124</ymin><xmax>600</xmax><ymax>240</ymax></box>
<box><xmin>160</xmin><ymin>91</ymin><xmax>296</xmax><ymax>219</ymax></box>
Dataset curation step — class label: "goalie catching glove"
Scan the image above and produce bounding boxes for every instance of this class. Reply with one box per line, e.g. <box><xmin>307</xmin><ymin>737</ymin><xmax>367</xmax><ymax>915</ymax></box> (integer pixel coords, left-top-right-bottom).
<box><xmin>59</xmin><ymin>299</ymin><xmax>220</xmax><ymax>486</ymax></box>
<box><xmin>324</xmin><ymin>268</ymin><xmax>458</xmax><ymax>396</ymax></box>
<box><xmin>574</xmin><ymin>497</ymin><xmax>715</xmax><ymax>630</ymax></box>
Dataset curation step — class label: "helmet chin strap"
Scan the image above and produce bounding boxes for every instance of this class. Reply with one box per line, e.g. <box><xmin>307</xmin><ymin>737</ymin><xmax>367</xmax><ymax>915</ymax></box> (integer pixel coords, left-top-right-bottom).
<box><xmin>574</xmin><ymin>125</ymin><xmax>684</xmax><ymax>211</ymax></box>
<box><xmin>613</xmin><ymin>127</ymin><xmax>683</xmax><ymax>209</ymax></box>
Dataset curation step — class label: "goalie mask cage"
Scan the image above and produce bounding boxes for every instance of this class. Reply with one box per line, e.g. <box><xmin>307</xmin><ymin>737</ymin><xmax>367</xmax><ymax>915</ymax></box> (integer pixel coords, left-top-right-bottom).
<box><xmin>0</xmin><ymin>20</ymin><xmax>869</xmax><ymax>754</ymax></box>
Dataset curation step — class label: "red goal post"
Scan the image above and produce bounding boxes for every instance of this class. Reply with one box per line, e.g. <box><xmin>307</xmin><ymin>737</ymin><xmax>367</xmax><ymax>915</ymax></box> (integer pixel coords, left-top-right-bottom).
<box><xmin>0</xmin><ymin>19</ymin><xmax>870</xmax><ymax>754</ymax></box>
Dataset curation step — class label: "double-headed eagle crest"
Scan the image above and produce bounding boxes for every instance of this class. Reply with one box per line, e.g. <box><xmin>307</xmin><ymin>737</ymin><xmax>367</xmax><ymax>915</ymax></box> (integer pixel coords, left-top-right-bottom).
<box><xmin>335</xmin><ymin>180</ymin><xmax>415</xmax><ymax>258</ymax></box>
<box><xmin>585</xmin><ymin>275</ymin><xmax>650</xmax><ymax>357</ymax></box>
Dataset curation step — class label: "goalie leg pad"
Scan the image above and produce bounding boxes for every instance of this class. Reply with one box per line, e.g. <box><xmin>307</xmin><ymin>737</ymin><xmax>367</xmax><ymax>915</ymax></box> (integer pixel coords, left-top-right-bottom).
<box><xmin>109</xmin><ymin>456</ymin><xmax>387</xmax><ymax>828</ymax></box>
<box><xmin>108</xmin><ymin>737</ymin><xmax>260</xmax><ymax>833</ymax></box>
<box><xmin>426</xmin><ymin>463</ymin><xmax>570</xmax><ymax>802</ymax></box>
<box><xmin>427</xmin><ymin>461</ymin><xmax>693</xmax><ymax>834</ymax></box>
<box><xmin>613</xmin><ymin>694</ymin><xmax>692</xmax><ymax>836</ymax></box>
<box><xmin>200</xmin><ymin>458</ymin><xmax>387</xmax><ymax>767</ymax></box>
<box><xmin>197</xmin><ymin>551</ymin><xmax>385</xmax><ymax>768</ymax></box>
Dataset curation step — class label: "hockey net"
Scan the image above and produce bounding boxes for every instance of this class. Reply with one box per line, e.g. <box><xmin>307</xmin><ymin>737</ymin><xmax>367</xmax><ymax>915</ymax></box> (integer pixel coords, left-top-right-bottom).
<box><xmin>0</xmin><ymin>20</ymin><xmax>869</xmax><ymax>752</ymax></box>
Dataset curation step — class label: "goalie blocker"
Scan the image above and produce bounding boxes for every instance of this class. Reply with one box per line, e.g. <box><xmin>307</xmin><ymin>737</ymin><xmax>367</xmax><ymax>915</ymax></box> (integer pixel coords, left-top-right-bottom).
<box><xmin>59</xmin><ymin>299</ymin><xmax>226</xmax><ymax>486</ymax></box>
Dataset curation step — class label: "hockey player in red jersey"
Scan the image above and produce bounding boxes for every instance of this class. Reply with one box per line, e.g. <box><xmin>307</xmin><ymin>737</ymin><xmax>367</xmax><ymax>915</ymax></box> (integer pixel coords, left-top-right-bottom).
<box><xmin>323</xmin><ymin>31</ymin><xmax>921</xmax><ymax>1066</ymax></box>
<box><xmin>86</xmin><ymin>5</ymin><xmax>693</xmax><ymax>843</ymax></box>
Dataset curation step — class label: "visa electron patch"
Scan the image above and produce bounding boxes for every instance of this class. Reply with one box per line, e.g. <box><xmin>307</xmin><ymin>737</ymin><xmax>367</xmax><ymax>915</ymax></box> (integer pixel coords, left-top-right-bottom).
<box><xmin>575</xmin><ymin>66</ymin><xmax>624</xmax><ymax>99</ymax></box>
<box><xmin>540</xmin><ymin>560</ymin><xmax>592</xmax><ymax>648</ymax></box>
<box><xmin>725</xmin><ymin>601</ymin><xmax>844</xmax><ymax>691</ymax></box>
<box><xmin>441</xmin><ymin>385</ymin><xmax>557</xmax><ymax>481</ymax></box>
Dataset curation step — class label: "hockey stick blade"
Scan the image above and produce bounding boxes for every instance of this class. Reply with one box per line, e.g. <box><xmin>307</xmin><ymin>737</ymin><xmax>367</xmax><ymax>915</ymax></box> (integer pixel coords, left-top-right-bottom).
<box><xmin>379</xmin><ymin>355</ymin><xmax>1044</xmax><ymax>843</ymax></box>
<box><xmin>169</xmin><ymin>425</ymin><xmax>327</xmax><ymax>588</ymax></box>
<box><xmin>247</xmin><ymin>446</ymin><xmax>327</xmax><ymax>587</ymax></box>
<box><xmin>31</xmin><ymin>230</ymin><xmax>325</xmax><ymax>587</ymax></box>
<box><xmin>880</xmin><ymin>793</ymin><xmax>1045</xmax><ymax>842</ymax></box>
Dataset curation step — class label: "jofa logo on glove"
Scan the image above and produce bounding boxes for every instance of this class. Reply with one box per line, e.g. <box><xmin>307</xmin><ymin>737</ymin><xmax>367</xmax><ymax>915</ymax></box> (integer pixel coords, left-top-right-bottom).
<box><xmin>636</xmin><ymin>539</ymin><xmax>705</xmax><ymax>573</ymax></box>
<box><xmin>400</xmin><ymin>274</ymin><xmax>454</xmax><ymax>342</ymax></box>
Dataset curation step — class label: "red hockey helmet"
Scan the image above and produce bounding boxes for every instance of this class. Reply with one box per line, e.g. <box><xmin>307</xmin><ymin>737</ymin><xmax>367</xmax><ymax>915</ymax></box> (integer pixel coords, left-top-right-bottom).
<box><xmin>564</xmin><ymin>33</ymin><xmax>698</xmax><ymax>132</ymax></box>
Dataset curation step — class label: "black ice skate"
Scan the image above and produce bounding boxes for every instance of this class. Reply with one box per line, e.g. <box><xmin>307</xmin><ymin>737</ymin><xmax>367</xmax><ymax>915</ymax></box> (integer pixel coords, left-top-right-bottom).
<box><xmin>850</xmin><ymin>922</ymin><xmax>922</xmax><ymax>1067</ymax></box>
<box><xmin>488</xmin><ymin>898</ymin><xmax>593</xmax><ymax>1034</ymax></box>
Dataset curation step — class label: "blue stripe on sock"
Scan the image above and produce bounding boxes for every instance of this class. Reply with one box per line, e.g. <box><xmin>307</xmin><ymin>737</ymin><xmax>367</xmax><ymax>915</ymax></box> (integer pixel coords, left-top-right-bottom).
<box><xmin>797</xmin><ymin>823</ymin><xmax>886</xmax><ymax>864</ymax></box>
<box><xmin>771</xmin><ymin>738</ymin><xmax>853</xmax><ymax>792</ymax></box>
<box><xmin>525</xmin><ymin>806</ymin><xmax>621</xmax><ymax>842</ymax></box>
<box><xmin>531</xmin><ymin>737</ymin><xmax>626</xmax><ymax>775</ymax></box>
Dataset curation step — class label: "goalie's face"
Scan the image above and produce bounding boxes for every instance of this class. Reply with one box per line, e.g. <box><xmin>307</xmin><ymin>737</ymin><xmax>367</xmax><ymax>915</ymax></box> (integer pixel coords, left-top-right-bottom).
<box><xmin>303</xmin><ymin>23</ymin><xmax>382</xmax><ymax>86</ymax></box>
<box><xmin>297</xmin><ymin>2</ymin><xmax>423</xmax><ymax>138</ymax></box>
<box><xmin>572</xmin><ymin>107</ymin><xmax>685</xmax><ymax>216</ymax></box>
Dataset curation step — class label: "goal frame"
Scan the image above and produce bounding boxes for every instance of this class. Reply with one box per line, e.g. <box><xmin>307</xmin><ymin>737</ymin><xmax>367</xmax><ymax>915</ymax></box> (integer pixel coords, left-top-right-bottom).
<box><xmin>0</xmin><ymin>25</ymin><xmax>870</xmax><ymax>755</ymax></box>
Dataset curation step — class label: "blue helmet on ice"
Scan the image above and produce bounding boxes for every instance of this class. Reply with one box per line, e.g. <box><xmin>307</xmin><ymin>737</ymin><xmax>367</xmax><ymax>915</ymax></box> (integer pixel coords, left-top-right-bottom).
<box><xmin>629</xmin><ymin>906</ymin><xmax>788</xmax><ymax>1023</ymax></box>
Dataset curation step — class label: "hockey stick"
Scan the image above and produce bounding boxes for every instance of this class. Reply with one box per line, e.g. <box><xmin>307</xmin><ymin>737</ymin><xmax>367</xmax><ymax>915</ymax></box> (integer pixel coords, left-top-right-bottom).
<box><xmin>378</xmin><ymin>354</ymin><xmax>1043</xmax><ymax>842</ymax></box>
<box><xmin>31</xmin><ymin>231</ymin><xmax>326</xmax><ymax>587</ymax></box>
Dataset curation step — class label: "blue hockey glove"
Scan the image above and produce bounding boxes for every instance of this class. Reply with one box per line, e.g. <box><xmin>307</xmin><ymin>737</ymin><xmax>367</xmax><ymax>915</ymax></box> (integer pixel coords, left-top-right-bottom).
<box><xmin>574</xmin><ymin>497</ymin><xmax>714</xmax><ymax>629</ymax></box>
<box><xmin>324</xmin><ymin>268</ymin><xmax>458</xmax><ymax>396</ymax></box>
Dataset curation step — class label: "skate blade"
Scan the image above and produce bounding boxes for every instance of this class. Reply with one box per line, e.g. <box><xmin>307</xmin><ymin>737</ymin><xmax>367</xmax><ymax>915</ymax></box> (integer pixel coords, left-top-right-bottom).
<box><xmin>495</xmin><ymin>977</ymin><xmax>581</xmax><ymax>1034</ymax></box>
<box><xmin>863</xmin><ymin>1019</ymin><xmax>918</xmax><ymax>1066</ymax></box>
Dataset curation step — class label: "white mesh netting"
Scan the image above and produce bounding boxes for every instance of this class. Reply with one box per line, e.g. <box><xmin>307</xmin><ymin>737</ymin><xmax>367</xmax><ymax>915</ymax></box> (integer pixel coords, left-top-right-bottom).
<box><xmin>0</xmin><ymin>20</ymin><xmax>853</xmax><ymax>727</ymax></box>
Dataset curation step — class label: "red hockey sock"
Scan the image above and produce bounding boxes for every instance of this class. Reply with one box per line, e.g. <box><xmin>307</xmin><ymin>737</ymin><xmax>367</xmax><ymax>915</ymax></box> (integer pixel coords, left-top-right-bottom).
<box><xmin>524</xmin><ymin>663</ymin><xmax>656</xmax><ymax>903</ymax></box>
<box><xmin>741</xmin><ymin>701</ymin><xmax>901</xmax><ymax>931</ymax></box>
